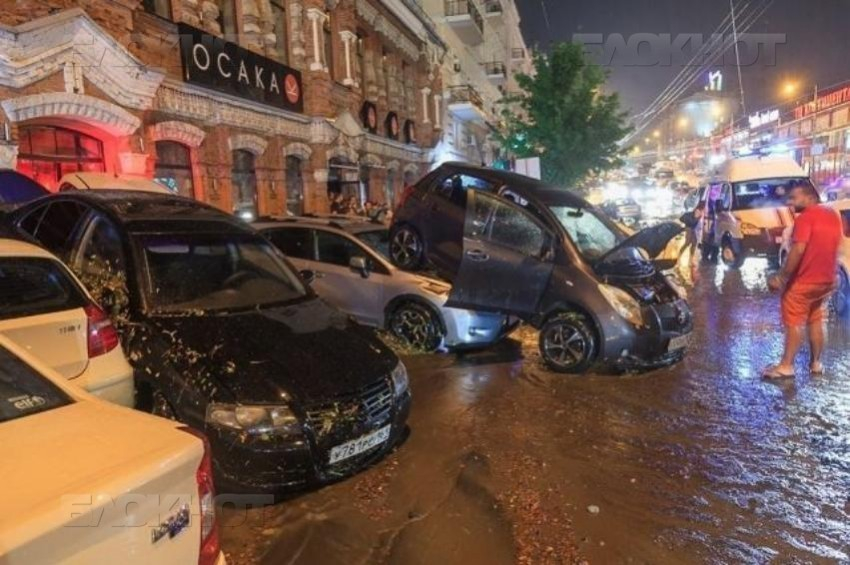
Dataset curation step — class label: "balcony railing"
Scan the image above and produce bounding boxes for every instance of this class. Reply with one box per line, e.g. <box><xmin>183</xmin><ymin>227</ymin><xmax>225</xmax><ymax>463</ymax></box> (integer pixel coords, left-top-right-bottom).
<box><xmin>445</xmin><ymin>0</ymin><xmax>484</xmax><ymax>35</ymax></box>
<box><xmin>483</xmin><ymin>61</ymin><xmax>506</xmax><ymax>77</ymax></box>
<box><xmin>449</xmin><ymin>85</ymin><xmax>485</xmax><ymax>109</ymax></box>
<box><xmin>482</xmin><ymin>0</ymin><xmax>503</xmax><ymax>14</ymax></box>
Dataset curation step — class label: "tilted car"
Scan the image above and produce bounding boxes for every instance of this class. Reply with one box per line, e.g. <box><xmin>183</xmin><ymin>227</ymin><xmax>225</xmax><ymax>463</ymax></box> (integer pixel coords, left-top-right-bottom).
<box><xmin>390</xmin><ymin>162</ymin><xmax>693</xmax><ymax>373</ymax></box>
<box><xmin>255</xmin><ymin>216</ymin><xmax>516</xmax><ymax>351</ymax></box>
<box><xmin>0</xmin><ymin>335</ymin><xmax>224</xmax><ymax>565</ymax></box>
<box><xmin>4</xmin><ymin>191</ymin><xmax>411</xmax><ymax>494</ymax></box>
<box><xmin>0</xmin><ymin>237</ymin><xmax>133</xmax><ymax>406</ymax></box>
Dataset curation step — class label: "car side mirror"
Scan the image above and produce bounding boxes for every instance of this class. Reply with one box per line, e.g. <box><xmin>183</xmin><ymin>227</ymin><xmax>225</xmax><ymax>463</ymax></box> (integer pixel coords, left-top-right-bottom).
<box><xmin>349</xmin><ymin>256</ymin><xmax>370</xmax><ymax>278</ymax></box>
<box><xmin>299</xmin><ymin>269</ymin><xmax>316</xmax><ymax>285</ymax></box>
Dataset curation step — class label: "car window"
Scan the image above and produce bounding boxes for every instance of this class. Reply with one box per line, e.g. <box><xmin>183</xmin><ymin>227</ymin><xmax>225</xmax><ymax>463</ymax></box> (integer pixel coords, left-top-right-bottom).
<box><xmin>0</xmin><ymin>346</ymin><xmax>72</xmax><ymax>424</ymax></box>
<box><xmin>18</xmin><ymin>204</ymin><xmax>48</xmax><ymax>238</ymax></box>
<box><xmin>355</xmin><ymin>229</ymin><xmax>390</xmax><ymax>259</ymax></box>
<box><xmin>549</xmin><ymin>205</ymin><xmax>625</xmax><ymax>261</ymax></box>
<box><xmin>266</xmin><ymin>228</ymin><xmax>315</xmax><ymax>260</ymax></box>
<box><xmin>436</xmin><ymin>174</ymin><xmax>496</xmax><ymax>205</ymax></box>
<box><xmin>732</xmin><ymin>177</ymin><xmax>809</xmax><ymax>210</ymax></box>
<box><xmin>0</xmin><ymin>258</ymin><xmax>88</xmax><ymax>321</ymax></box>
<box><xmin>316</xmin><ymin>231</ymin><xmax>369</xmax><ymax>267</ymax></box>
<box><xmin>467</xmin><ymin>192</ymin><xmax>548</xmax><ymax>257</ymax></box>
<box><xmin>28</xmin><ymin>201</ymin><xmax>88</xmax><ymax>261</ymax></box>
<box><xmin>75</xmin><ymin>215</ymin><xmax>129</xmax><ymax>313</ymax></box>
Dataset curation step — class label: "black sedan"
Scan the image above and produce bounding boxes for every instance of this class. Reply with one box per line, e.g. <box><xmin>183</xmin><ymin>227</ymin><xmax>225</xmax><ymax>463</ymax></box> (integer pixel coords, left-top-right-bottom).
<box><xmin>4</xmin><ymin>191</ymin><xmax>410</xmax><ymax>494</ymax></box>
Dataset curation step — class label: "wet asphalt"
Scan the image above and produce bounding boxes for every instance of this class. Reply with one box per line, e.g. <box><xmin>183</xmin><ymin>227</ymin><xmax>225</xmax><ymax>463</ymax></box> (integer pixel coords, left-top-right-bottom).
<box><xmin>219</xmin><ymin>259</ymin><xmax>850</xmax><ymax>564</ymax></box>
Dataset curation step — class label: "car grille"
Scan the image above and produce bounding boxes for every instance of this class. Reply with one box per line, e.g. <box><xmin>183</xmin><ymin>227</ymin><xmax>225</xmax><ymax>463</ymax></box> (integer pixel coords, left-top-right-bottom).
<box><xmin>305</xmin><ymin>378</ymin><xmax>394</xmax><ymax>438</ymax></box>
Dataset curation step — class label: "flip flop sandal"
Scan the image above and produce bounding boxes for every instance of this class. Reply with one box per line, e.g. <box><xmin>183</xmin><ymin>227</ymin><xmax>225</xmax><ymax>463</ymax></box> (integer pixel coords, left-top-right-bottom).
<box><xmin>810</xmin><ymin>364</ymin><xmax>825</xmax><ymax>376</ymax></box>
<box><xmin>762</xmin><ymin>366</ymin><xmax>795</xmax><ymax>379</ymax></box>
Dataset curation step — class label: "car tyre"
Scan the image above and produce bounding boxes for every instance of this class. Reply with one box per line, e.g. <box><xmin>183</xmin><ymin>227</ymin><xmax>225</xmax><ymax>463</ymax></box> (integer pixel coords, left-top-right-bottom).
<box><xmin>389</xmin><ymin>225</ymin><xmax>425</xmax><ymax>270</ymax></box>
<box><xmin>388</xmin><ymin>301</ymin><xmax>444</xmax><ymax>352</ymax></box>
<box><xmin>832</xmin><ymin>270</ymin><xmax>850</xmax><ymax>319</ymax></box>
<box><xmin>539</xmin><ymin>312</ymin><xmax>597</xmax><ymax>374</ymax></box>
<box><xmin>720</xmin><ymin>237</ymin><xmax>744</xmax><ymax>269</ymax></box>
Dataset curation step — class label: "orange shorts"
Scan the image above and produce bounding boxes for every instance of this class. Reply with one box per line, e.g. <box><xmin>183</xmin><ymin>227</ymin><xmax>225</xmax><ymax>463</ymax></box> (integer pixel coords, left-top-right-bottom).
<box><xmin>781</xmin><ymin>282</ymin><xmax>835</xmax><ymax>327</ymax></box>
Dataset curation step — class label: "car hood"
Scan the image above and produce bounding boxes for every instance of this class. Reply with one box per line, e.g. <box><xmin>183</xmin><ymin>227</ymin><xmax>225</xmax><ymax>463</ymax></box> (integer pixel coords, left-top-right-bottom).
<box><xmin>602</xmin><ymin>221</ymin><xmax>684</xmax><ymax>262</ymax></box>
<box><xmin>148</xmin><ymin>298</ymin><xmax>398</xmax><ymax>405</ymax></box>
<box><xmin>596</xmin><ymin>221</ymin><xmax>685</xmax><ymax>277</ymax></box>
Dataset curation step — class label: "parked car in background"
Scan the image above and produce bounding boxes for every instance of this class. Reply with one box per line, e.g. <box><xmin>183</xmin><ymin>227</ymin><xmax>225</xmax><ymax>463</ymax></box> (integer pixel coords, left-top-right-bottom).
<box><xmin>390</xmin><ymin>163</ymin><xmax>692</xmax><ymax>373</ymax></box>
<box><xmin>0</xmin><ymin>238</ymin><xmax>133</xmax><ymax>406</ymax></box>
<box><xmin>3</xmin><ymin>191</ymin><xmax>410</xmax><ymax>494</ymax></box>
<box><xmin>779</xmin><ymin>199</ymin><xmax>850</xmax><ymax>317</ymax></box>
<box><xmin>58</xmin><ymin>172</ymin><xmax>171</xmax><ymax>194</ymax></box>
<box><xmin>601</xmin><ymin>197</ymin><xmax>643</xmax><ymax>226</ymax></box>
<box><xmin>0</xmin><ymin>336</ymin><xmax>224</xmax><ymax>565</ymax></box>
<box><xmin>255</xmin><ymin>216</ymin><xmax>516</xmax><ymax>352</ymax></box>
<box><xmin>0</xmin><ymin>169</ymin><xmax>49</xmax><ymax>214</ymax></box>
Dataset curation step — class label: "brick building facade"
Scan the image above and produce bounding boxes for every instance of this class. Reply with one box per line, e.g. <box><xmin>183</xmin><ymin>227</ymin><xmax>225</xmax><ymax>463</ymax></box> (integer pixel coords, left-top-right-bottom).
<box><xmin>0</xmin><ymin>0</ymin><xmax>447</xmax><ymax>217</ymax></box>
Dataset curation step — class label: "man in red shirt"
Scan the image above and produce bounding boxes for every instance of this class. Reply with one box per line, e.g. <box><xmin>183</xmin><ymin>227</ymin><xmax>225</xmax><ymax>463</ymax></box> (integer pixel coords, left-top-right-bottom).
<box><xmin>765</xmin><ymin>182</ymin><xmax>842</xmax><ymax>378</ymax></box>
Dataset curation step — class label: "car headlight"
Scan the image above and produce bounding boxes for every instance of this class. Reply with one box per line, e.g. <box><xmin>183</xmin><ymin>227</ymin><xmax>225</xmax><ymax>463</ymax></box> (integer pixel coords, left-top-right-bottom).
<box><xmin>740</xmin><ymin>222</ymin><xmax>762</xmax><ymax>236</ymax></box>
<box><xmin>598</xmin><ymin>284</ymin><xmax>644</xmax><ymax>327</ymax></box>
<box><xmin>390</xmin><ymin>361</ymin><xmax>409</xmax><ymax>397</ymax></box>
<box><xmin>206</xmin><ymin>403</ymin><xmax>300</xmax><ymax>436</ymax></box>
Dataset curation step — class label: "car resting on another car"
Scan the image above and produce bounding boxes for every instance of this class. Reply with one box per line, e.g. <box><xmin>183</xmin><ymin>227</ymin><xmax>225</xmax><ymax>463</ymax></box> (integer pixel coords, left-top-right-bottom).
<box><xmin>389</xmin><ymin>162</ymin><xmax>693</xmax><ymax>373</ymax></box>
<box><xmin>4</xmin><ymin>191</ymin><xmax>411</xmax><ymax>494</ymax></box>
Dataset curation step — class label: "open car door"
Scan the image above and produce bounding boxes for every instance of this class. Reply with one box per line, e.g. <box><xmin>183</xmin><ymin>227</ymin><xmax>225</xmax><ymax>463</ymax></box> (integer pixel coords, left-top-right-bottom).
<box><xmin>445</xmin><ymin>190</ymin><xmax>555</xmax><ymax>317</ymax></box>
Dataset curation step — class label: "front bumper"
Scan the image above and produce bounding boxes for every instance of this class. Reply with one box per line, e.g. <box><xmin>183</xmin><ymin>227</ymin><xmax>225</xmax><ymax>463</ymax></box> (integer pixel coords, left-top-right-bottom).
<box><xmin>598</xmin><ymin>298</ymin><xmax>693</xmax><ymax>370</ymax></box>
<box><xmin>208</xmin><ymin>387</ymin><xmax>411</xmax><ymax>494</ymax></box>
<box><xmin>441</xmin><ymin>307</ymin><xmax>518</xmax><ymax>349</ymax></box>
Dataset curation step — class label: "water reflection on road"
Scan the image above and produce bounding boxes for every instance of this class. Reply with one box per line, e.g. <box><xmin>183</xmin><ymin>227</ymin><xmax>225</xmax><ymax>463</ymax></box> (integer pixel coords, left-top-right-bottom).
<box><xmin>220</xmin><ymin>263</ymin><xmax>850</xmax><ymax>564</ymax></box>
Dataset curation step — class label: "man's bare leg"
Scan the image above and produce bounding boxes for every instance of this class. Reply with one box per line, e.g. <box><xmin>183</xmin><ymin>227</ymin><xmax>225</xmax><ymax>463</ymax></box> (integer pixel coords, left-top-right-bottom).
<box><xmin>773</xmin><ymin>325</ymin><xmax>805</xmax><ymax>375</ymax></box>
<box><xmin>808</xmin><ymin>320</ymin><xmax>825</xmax><ymax>373</ymax></box>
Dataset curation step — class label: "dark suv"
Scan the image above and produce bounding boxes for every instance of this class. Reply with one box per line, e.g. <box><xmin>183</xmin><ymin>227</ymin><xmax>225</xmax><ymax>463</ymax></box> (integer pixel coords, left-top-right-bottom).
<box><xmin>390</xmin><ymin>162</ymin><xmax>693</xmax><ymax>373</ymax></box>
<box><xmin>4</xmin><ymin>191</ymin><xmax>410</xmax><ymax>494</ymax></box>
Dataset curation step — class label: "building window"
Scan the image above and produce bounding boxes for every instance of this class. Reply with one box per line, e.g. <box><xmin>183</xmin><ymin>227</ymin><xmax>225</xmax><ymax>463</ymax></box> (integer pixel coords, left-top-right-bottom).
<box><xmin>323</xmin><ymin>11</ymin><xmax>334</xmax><ymax>76</ymax></box>
<box><xmin>285</xmin><ymin>156</ymin><xmax>304</xmax><ymax>216</ymax></box>
<box><xmin>142</xmin><ymin>0</ymin><xmax>172</xmax><ymax>19</ymax></box>
<box><xmin>271</xmin><ymin>1</ymin><xmax>288</xmax><ymax>63</ymax></box>
<box><xmin>218</xmin><ymin>0</ymin><xmax>238</xmax><ymax>39</ymax></box>
<box><xmin>231</xmin><ymin>150</ymin><xmax>258</xmax><ymax>220</ymax></box>
<box><xmin>16</xmin><ymin>126</ymin><xmax>105</xmax><ymax>190</ymax></box>
<box><xmin>154</xmin><ymin>141</ymin><xmax>195</xmax><ymax>199</ymax></box>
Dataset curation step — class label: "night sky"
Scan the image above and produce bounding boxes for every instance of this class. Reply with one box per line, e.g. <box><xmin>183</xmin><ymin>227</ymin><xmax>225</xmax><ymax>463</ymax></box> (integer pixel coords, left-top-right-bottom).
<box><xmin>516</xmin><ymin>0</ymin><xmax>849</xmax><ymax>120</ymax></box>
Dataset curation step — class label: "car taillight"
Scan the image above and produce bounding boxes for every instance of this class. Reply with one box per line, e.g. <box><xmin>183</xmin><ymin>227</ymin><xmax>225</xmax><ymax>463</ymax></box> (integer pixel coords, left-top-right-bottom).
<box><xmin>84</xmin><ymin>304</ymin><xmax>119</xmax><ymax>358</ymax></box>
<box><xmin>396</xmin><ymin>185</ymin><xmax>415</xmax><ymax>211</ymax></box>
<box><xmin>179</xmin><ymin>426</ymin><xmax>220</xmax><ymax>565</ymax></box>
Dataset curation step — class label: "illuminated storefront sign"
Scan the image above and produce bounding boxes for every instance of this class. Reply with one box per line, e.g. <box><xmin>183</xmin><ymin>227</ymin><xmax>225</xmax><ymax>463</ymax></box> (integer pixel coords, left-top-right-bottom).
<box><xmin>748</xmin><ymin>109</ymin><xmax>779</xmax><ymax>129</ymax></box>
<box><xmin>793</xmin><ymin>85</ymin><xmax>850</xmax><ymax>120</ymax></box>
<box><xmin>178</xmin><ymin>23</ymin><xmax>303</xmax><ymax>113</ymax></box>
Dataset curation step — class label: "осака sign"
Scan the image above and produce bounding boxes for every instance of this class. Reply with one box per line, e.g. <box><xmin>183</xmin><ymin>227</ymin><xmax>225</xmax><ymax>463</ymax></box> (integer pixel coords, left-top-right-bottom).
<box><xmin>178</xmin><ymin>23</ymin><xmax>304</xmax><ymax>113</ymax></box>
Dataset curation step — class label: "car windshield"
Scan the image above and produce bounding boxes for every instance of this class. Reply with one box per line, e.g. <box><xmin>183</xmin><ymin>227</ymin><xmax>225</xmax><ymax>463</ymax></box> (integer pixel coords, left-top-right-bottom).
<box><xmin>732</xmin><ymin>177</ymin><xmax>812</xmax><ymax>210</ymax></box>
<box><xmin>0</xmin><ymin>346</ymin><xmax>71</xmax><ymax>423</ymax></box>
<box><xmin>548</xmin><ymin>205</ymin><xmax>626</xmax><ymax>261</ymax></box>
<box><xmin>355</xmin><ymin>229</ymin><xmax>390</xmax><ymax>258</ymax></box>
<box><xmin>136</xmin><ymin>232</ymin><xmax>308</xmax><ymax>314</ymax></box>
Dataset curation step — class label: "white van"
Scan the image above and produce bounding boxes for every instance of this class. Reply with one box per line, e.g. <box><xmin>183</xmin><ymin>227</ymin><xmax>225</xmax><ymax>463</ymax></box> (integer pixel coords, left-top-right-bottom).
<box><xmin>704</xmin><ymin>155</ymin><xmax>809</xmax><ymax>267</ymax></box>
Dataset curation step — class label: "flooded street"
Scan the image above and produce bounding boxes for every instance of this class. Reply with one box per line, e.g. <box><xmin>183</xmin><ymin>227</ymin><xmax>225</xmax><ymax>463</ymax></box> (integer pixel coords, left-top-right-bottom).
<box><xmin>220</xmin><ymin>261</ymin><xmax>850</xmax><ymax>564</ymax></box>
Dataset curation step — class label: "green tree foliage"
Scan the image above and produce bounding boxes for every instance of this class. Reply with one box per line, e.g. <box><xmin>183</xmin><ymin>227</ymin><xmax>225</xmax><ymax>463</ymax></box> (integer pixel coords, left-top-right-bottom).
<box><xmin>496</xmin><ymin>43</ymin><xmax>633</xmax><ymax>187</ymax></box>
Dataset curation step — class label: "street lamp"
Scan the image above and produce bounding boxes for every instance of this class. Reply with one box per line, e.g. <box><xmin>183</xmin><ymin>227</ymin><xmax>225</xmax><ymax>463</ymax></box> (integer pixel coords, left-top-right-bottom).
<box><xmin>782</xmin><ymin>81</ymin><xmax>799</xmax><ymax>99</ymax></box>
<box><xmin>678</xmin><ymin>117</ymin><xmax>689</xmax><ymax>129</ymax></box>
<box><xmin>652</xmin><ymin>130</ymin><xmax>661</xmax><ymax>138</ymax></box>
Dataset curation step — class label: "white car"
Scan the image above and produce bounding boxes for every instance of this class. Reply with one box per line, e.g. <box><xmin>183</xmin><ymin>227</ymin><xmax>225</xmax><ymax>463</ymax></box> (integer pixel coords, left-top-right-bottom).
<box><xmin>58</xmin><ymin>172</ymin><xmax>171</xmax><ymax>194</ymax></box>
<box><xmin>0</xmin><ymin>238</ymin><xmax>134</xmax><ymax>406</ymax></box>
<box><xmin>0</xmin><ymin>336</ymin><xmax>225</xmax><ymax>565</ymax></box>
<box><xmin>256</xmin><ymin>217</ymin><xmax>516</xmax><ymax>351</ymax></box>
<box><xmin>779</xmin><ymin>199</ymin><xmax>850</xmax><ymax>317</ymax></box>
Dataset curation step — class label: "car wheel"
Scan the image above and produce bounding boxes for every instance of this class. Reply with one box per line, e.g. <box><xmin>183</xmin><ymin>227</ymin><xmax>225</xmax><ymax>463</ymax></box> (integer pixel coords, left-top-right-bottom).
<box><xmin>388</xmin><ymin>301</ymin><xmax>444</xmax><ymax>352</ymax></box>
<box><xmin>390</xmin><ymin>225</ymin><xmax>425</xmax><ymax>270</ymax></box>
<box><xmin>721</xmin><ymin>237</ymin><xmax>744</xmax><ymax>268</ymax></box>
<box><xmin>538</xmin><ymin>312</ymin><xmax>597</xmax><ymax>374</ymax></box>
<box><xmin>832</xmin><ymin>270</ymin><xmax>850</xmax><ymax>319</ymax></box>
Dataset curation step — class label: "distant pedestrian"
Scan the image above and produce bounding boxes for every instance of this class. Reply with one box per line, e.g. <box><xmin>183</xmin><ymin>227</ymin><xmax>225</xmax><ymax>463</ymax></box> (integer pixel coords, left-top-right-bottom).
<box><xmin>764</xmin><ymin>182</ymin><xmax>842</xmax><ymax>378</ymax></box>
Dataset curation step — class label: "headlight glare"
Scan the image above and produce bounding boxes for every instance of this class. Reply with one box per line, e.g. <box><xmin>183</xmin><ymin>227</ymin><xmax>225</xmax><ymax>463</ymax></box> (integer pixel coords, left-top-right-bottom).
<box><xmin>391</xmin><ymin>361</ymin><xmax>409</xmax><ymax>397</ymax></box>
<box><xmin>207</xmin><ymin>403</ymin><xmax>300</xmax><ymax>435</ymax></box>
<box><xmin>598</xmin><ymin>284</ymin><xmax>644</xmax><ymax>327</ymax></box>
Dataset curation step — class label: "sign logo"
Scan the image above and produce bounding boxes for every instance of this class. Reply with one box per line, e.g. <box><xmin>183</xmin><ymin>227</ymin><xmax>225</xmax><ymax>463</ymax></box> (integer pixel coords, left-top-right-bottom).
<box><xmin>748</xmin><ymin>109</ymin><xmax>780</xmax><ymax>129</ymax></box>
<box><xmin>178</xmin><ymin>23</ymin><xmax>303</xmax><ymax>113</ymax></box>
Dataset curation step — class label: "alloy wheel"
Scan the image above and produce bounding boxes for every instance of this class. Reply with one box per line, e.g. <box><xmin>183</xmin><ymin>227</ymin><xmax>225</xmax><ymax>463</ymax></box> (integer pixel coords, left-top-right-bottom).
<box><xmin>390</xmin><ymin>227</ymin><xmax>422</xmax><ymax>270</ymax></box>
<box><xmin>389</xmin><ymin>303</ymin><xmax>442</xmax><ymax>352</ymax></box>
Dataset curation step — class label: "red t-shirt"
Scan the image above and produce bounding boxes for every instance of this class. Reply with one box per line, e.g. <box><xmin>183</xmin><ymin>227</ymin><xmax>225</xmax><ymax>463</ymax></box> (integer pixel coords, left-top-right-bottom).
<box><xmin>791</xmin><ymin>205</ymin><xmax>842</xmax><ymax>285</ymax></box>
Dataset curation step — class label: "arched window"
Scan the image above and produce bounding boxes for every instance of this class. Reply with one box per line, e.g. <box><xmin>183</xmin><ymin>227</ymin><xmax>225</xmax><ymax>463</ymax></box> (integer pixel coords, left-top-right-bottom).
<box><xmin>16</xmin><ymin>125</ymin><xmax>105</xmax><ymax>190</ymax></box>
<box><xmin>154</xmin><ymin>141</ymin><xmax>194</xmax><ymax>198</ymax></box>
<box><xmin>231</xmin><ymin>149</ymin><xmax>258</xmax><ymax>220</ymax></box>
<box><xmin>285</xmin><ymin>156</ymin><xmax>304</xmax><ymax>216</ymax></box>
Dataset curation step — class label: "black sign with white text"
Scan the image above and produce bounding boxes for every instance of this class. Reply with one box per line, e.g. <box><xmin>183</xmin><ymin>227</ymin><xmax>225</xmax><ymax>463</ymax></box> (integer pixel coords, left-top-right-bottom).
<box><xmin>178</xmin><ymin>23</ymin><xmax>303</xmax><ymax>113</ymax></box>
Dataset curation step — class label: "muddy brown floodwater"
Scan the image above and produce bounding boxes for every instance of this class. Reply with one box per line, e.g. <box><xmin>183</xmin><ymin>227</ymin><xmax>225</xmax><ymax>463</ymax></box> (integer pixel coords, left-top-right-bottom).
<box><xmin>219</xmin><ymin>261</ymin><xmax>850</xmax><ymax>564</ymax></box>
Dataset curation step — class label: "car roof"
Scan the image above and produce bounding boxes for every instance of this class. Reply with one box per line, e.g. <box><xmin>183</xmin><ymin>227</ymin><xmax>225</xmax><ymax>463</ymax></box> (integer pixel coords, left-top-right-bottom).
<box><xmin>37</xmin><ymin>191</ymin><xmax>252</xmax><ymax>233</ymax></box>
<box><xmin>0</xmin><ymin>237</ymin><xmax>59</xmax><ymax>259</ymax></box>
<box><xmin>435</xmin><ymin>162</ymin><xmax>591</xmax><ymax>208</ymax></box>
<box><xmin>716</xmin><ymin>156</ymin><xmax>807</xmax><ymax>183</ymax></box>
<box><xmin>254</xmin><ymin>215</ymin><xmax>387</xmax><ymax>235</ymax></box>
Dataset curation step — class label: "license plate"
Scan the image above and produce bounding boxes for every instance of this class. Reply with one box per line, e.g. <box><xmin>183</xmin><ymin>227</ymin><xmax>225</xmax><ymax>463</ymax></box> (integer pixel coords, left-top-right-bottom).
<box><xmin>668</xmin><ymin>334</ymin><xmax>691</xmax><ymax>352</ymax></box>
<box><xmin>328</xmin><ymin>425</ymin><xmax>391</xmax><ymax>465</ymax></box>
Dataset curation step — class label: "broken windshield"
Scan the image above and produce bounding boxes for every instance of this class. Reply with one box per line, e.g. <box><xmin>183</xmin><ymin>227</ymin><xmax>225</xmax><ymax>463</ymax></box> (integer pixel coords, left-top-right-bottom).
<box><xmin>548</xmin><ymin>205</ymin><xmax>626</xmax><ymax>261</ymax></box>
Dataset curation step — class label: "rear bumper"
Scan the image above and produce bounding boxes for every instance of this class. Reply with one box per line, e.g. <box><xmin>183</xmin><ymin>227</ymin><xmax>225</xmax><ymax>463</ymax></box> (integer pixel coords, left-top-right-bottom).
<box><xmin>72</xmin><ymin>347</ymin><xmax>135</xmax><ymax>407</ymax></box>
<box><xmin>441</xmin><ymin>307</ymin><xmax>515</xmax><ymax>349</ymax></box>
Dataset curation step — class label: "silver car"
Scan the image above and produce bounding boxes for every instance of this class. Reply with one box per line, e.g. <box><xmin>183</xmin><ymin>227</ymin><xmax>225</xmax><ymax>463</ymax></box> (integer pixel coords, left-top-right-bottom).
<box><xmin>255</xmin><ymin>217</ymin><xmax>516</xmax><ymax>351</ymax></box>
